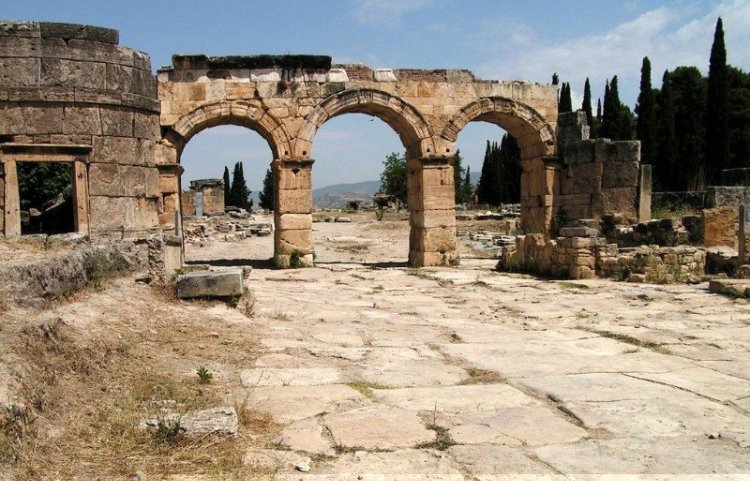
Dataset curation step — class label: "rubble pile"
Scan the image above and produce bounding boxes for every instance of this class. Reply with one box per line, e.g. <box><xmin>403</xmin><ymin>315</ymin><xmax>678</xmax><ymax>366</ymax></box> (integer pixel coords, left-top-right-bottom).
<box><xmin>184</xmin><ymin>213</ymin><xmax>273</xmax><ymax>244</ymax></box>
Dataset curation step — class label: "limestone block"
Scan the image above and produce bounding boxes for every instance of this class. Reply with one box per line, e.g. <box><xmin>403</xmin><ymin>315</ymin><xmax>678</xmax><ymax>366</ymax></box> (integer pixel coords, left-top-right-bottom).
<box><xmin>373</xmin><ymin>69</ymin><xmax>397</xmax><ymax>82</ymax></box>
<box><xmin>89</xmin><ymin>196</ymin><xmax>158</xmax><ymax>230</ymax></box>
<box><xmin>159</xmin><ymin>175</ymin><xmax>178</xmax><ymax>194</ymax></box>
<box><xmin>277</xmin><ymin>213</ymin><xmax>312</xmax><ymax>231</ymax></box>
<box><xmin>134</xmin><ymin>111</ymin><xmax>161</xmax><ymax>140</ymax></box>
<box><xmin>176</xmin><ymin>269</ymin><xmax>243</xmax><ymax>299</ymax></box>
<box><xmin>409</xmin><ymin>250</ymin><xmax>458</xmax><ymax>267</ymax></box>
<box><xmin>594</xmin><ymin>188</ymin><xmax>637</xmax><ymax>218</ymax></box>
<box><xmin>92</xmin><ymin>136</ymin><xmax>144</xmax><ymax>165</ymax></box>
<box><xmin>0</xmin><ymin>58</ymin><xmax>39</xmax><ymax>87</ymax></box>
<box><xmin>106</xmin><ymin>63</ymin><xmax>156</xmax><ymax>97</ymax></box>
<box><xmin>225</xmin><ymin>82</ymin><xmax>257</xmax><ymax>100</ymax></box>
<box><xmin>408</xmin><ymin>185</ymin><xmax>454</xmax><ymax>211</ymax></box>
<box><xmin>602</xmin><ymin>160</ymin><xmax>639</xmax><ymax>189</ymax></box>
<box><xmin>410</xmin><ymin>226</ymin><xmax>457</xmax><ymax>252</ymax></box>
<box><xmin>0</xmin><ymin>105</ymin><xmax>64</xmax><ymax>135</ymax></box>
<box><xmin>40</xmin><ymin>58</ymin><xmax>106</xmax><ymax>89</ymax></box>
<box><xmin>276</xmin><ymin>188</ymin><xmax>312</xmax><ymax>214</ymax></box>
<box><xmin>703</xmin><ymin>207</ymin><xmax>737</xmax><ymax>248</ymax></box>
<box><xmin>410</xmin><ymin>209</ymin><xmax>455</xmax><ymax>229</ymax></box>
<box><xmin>154</xmin><ymin>142</ymin><xmax>177</xmax><ymax>165</ymax></box>
<box><xmin>60</xmin><ymin>105</ymin><xmax>101</xmax><ymax>135</ymax></box>
<box><xmin>100</xmin><ymin>106</ymin><xmax>134</xmax><ymax>136</ymax></box>
<box><xmin>277</xmin><ymin>167</ymin><xmax>312</xmax><ymax>190</ymax></box>
<box><xmin>277</xmin><ymin>228</ymin><xmax>314</xmax><ymax>255</ymax></box>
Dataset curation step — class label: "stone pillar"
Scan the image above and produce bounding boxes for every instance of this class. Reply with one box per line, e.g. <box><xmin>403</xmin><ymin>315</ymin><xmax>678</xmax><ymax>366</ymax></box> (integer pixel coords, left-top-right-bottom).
<box><xmin>519</xmin><ymin>157</ymin><xmax>557</xmax><ymax>233</ymax></box>
<box><xmin>274</xmin><ymin>159</ymin><xmax>314</xmax><ymax>268</ymax></box>
<box><xmin>72</xmin><ymin>160</ymin><xmax>90</xmax><ymax>236</ymax></box>
<box><xmin>638</xmin><ymin>164</ymin><xmax>652</xmax><ymax>222</ymax></box>
<box><xmin>2</xmin><ymin>160</ymin><xmax>19</xmax><ymax>239</ymax></box>
<box><xmin>407</xmin><ymin>156</ymin><xmax>457</xmax><ymax>267</ymax></box>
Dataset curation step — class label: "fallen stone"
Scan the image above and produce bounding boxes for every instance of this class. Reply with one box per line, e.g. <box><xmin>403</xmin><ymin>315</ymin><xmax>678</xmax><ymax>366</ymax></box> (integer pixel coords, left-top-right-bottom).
<box><xmin>334</xmin><ymin>216</ymin><xmax>351</xmax><ymax>223</ymax></box>
<box><xmin>175</xmin><ymin>268</ymin><xmax>243</xmax><ymax>299</ymax></box>
<box><xmin>142</xmin><ymin>406</ymin><xmax>238</xmax><ymax>437</ymax></box>
<box><xmin>323</xmin><ymin>405</ymin><xmax>434</xmax><ymax>450</ymax></box>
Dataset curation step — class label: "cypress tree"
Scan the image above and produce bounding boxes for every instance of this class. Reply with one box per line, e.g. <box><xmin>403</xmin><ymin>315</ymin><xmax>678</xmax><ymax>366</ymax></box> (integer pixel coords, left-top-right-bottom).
<box><xmin>636</xmin><ymin>57</ymin><xmax>658</xmax><ymax>164</ymax></box>
<box><xmin>463</xmin><ymin>165</ymin><xmax>472</xmax><ymax>205</ymax></box>
<box><xmin>594</xmin><ymin>98</ymin><xmax>602</xmax><ymax>137</ymax></box>
<box><xmin>705</xmin><ymin>17</ymin><xmax>730</xmax><ymax>183</ymax></box>
<box><xmin>582</xmin><ymin>78</ymin><xmax>594</xmax><ymax>129</ymax></box>
<box><xmin>672</xmin><ymin>67</ymin><xmax>707</xmax><ymax>190</ymax></box>
<box><xmin>601</xmin><ymin>79</ymin><xmax>613</xmax><ymax>138</ymax></box>
<box><xmin>259</xmin><ymin>167</ymin><xmax>274</xmax><ymax>210</ymax></box>
<box><xmin>552</xmin><ymin>73</ymin><xmax>559</xmax><ymax>86</ymax></box>
<box><xmin>559</xmin><ymin>82</ymin><xmax>573</xmax><ymax>113</ymax></box>
<box><xmin>657</xmin><ymin>71</ymin><xmax>678</xmax><ymax>190</ymax></box>
<box><xmin>453</xmin><ymin>149</ymin><xmax>465</xmax><ymax>203</ymax></box>
<box><xmin>477</xmin><ymin>140</ymin><xmax>492</xmax><ymax>205</ymax></box>
<box><xmin>222</xmin><ymin>165</ymin><xmax>231</xmax><ymax>207</ymax></box>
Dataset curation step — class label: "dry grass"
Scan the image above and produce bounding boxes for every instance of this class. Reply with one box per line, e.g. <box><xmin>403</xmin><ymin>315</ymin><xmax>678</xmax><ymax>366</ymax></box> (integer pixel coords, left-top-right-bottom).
<box><xmin>459</xmin><ymin>368</ymin><xmax>506</xmax><ymax>385</ymax></box>
<box><xmin>1</xmin><ymin>292</ymin><xmax>273</xmax><ymax>480</ymax></box>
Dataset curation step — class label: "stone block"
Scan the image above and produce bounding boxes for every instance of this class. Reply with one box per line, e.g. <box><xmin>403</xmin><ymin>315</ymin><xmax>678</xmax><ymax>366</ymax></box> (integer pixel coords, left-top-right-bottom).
<box><xmin>100</xmin><ymin>106</ymin><xmax>134</xmax><ymax>136</ymax></box>
<box><xmin>92</xmin><ymin>136</ymin><xmax>146</xmax><ymax>165</ymax></box>
<box><xmin>277</xmin><ymin>167</ymin><xmax>312</xmax><ymax>190</ymax></box>
<box><xmin>409</xmin><ymin>250</ymin><xmax>458</xmax><ymax>267</ymax></box>
<box><xmin>133</xmin><ymin>111</ymin><xmax>161</xmax><ymax>140</ymax></box>
<box><xmin>0</xmin><ymin>105</ymin><xmax>64</xmax><ymax>135</ymax></box>
<box><xmin>176</xmin><ymin>269</ymin><xmax>243</xmax><ymax>299</ymax></box>
<box><xmin>373</xmin><ymin>69</ymin><xmax>397</xmax><ymax>82</ymax></box>
<box><xmin>89</xmin><ymin>196</ymin><xmax>158</xmax><ymax>230</ymax></box>
<box><xmin>63</xmin><ymin>106</ymin><xmax>101</xmax><ymax>135</ymax></box>
<box><xmin>159</xmin><ymin>175</ymin><xmax>178</xmax><ymax>194</ymax></box>
<box><xmin>277</xmin><ymin>213</ymin><xmax>312</xmax><ymax>231</ymax></box>
<box><xmin>40</xmin><ymin>58</ymin><xmax>106</xmax><ymax>89</ymax></box>
<box><xmin>410</xmin><ymin>226</ymin><xmax>457</xmax><ymax>252</ymax></box>
<box><xmin>602</xmin><ymin>160</ymin><xmax>639</xmax><ymax>189</ymax></box>
<box><xmin>277</xmin><ymin>228</ymin><xmax>314</xmax><ymax>255</ymax></box>
<box><xmin>276</xmin><ymin>188</ymin><xmax>312</xmax><ymax>214</ymax></box>
<box><xmin>703</xmin><ymin>207</ymin><xmax>737</xmax><ymax>248</ymax></box>
<box><xmin>410</xmin><ymin>209</ymin><xmax>455</xmax><ymax>229</ymax></box>
<box><xmin>0</xmin><ymin>58</ymin><xmax>39</xmax><ymax>87</ymax></box>
<box><xmin>559</xmin><ymin>227</ymin><xmax>598</xmax><ymax>238</ymax></box>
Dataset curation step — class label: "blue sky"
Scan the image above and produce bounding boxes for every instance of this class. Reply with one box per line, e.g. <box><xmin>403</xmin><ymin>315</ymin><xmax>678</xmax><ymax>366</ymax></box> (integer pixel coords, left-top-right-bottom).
<box><xmin>6</xmin><ymin>1</ymin><xmax>750</xmax><ymax>191</ymax></box>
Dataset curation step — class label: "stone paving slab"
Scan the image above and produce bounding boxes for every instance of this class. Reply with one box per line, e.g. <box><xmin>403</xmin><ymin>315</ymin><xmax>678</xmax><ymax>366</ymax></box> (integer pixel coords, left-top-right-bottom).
<box><xmin>374</xmin><ymin>384</ymin><xmax>541</xmax><ymax>413</ymax></box>
<box><xmin>517</xmin><ymin>372</ymin><xmax>682</xmax><ymax>402</ymax></box>
<box><xmin>534</xmin><ymin>436</ymin><xmax>750</xmax><ymax>475</ymax></box>
<box><xmin>275</xmin><ymin>449</ymin><xmax>465</xmax><ymax>480</ymax></box>
<box><xmin>322</xmin><ymin>405</ymin><xmax>434</xmax><ymax>450</ymax></box>
<box><xmin>273</xmin><ymin>417</ymin><xmax>335</xmax><ymax>456</ymax></box>
<box><xmin>629</xmin><ymin>366</ymin><xmax>750</xmax><ymax>402</ymax></box>
<box><xmin>247</xmin><ymin>384</ymin><xmax>368</xmax><ymax>423</ymax></box>
<box><xmin>562</xmin><ymin>396</ymin><xmax>750</xmax><ymax>437</ymax></box>
<box><xmin>447</xmin><ymin>444</ymin><xmax>556</xmax><ymax>475</ymax></box>
<box><xmin>240</xmin><ymin>367</ymin><xmax>343</xmax><ymax>387</ymax></box>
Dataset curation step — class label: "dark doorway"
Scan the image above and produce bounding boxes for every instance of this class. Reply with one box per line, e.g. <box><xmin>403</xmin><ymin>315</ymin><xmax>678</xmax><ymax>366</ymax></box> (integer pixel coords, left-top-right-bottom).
<box><xmin>18</xmin><ymin>162</ymin><xmax>75</xmax><ymax>235</ymax></box>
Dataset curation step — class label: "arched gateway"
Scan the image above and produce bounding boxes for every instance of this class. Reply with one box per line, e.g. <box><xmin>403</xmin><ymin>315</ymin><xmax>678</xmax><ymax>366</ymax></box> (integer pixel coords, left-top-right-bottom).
<box><xmin>158</xmin><ymin>55</ymin><xmax>559</xmax><ymax>267</ymax></box>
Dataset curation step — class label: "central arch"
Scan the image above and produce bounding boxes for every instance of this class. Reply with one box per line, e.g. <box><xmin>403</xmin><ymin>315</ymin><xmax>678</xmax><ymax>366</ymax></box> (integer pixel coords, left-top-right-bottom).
<box><xmin>297</xmin><ymin>88</ymin><xmax>436</xmax><ymax>159</ymax></box>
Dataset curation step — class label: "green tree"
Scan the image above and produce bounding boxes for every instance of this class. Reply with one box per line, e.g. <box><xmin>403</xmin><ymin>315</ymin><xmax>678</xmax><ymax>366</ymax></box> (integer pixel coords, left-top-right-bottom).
<box><xmin>582</xmin><ymin>78</ymin><xmax>594</xmax><ymax>132</ymax></box>
<box><xmin>671</xmin><ymin>66</ymin><xmax>708</xmax><ymax>190</ymax></box>
<box><xmin>17</xmin><ymin>162</ymin><xmax>72</xmax><ymax>210</ymax></box>
<box><xmin>379</xmin><ymin>152</ymin><xmax>407</xmax><ymax>206</ymax></box>
<box><xmin>656</xmin><ymin>71</ymin><xmax>678</xmax><ymax>190</ymax></box>
<box><xmin>705</xmin><ymin>17</ymin><xmax>730</xmax><ymax>183</ymax></box>
<box><xmin>453</xmin><ymin>149</ymin><xmax>466</xmax><ymax>203</ymax></box>
<box><xmin>601</xmin><ymin>76</ymin><xmax>634</xmax><ymax>140</ymax></box>
<box><xmin>222</xmin><ymin>165</ymin><xmax>231</xmax><ymax>207</ymax></box>
<box><xmin>636</xmin><ymin>57</ymin><xmax>658</xmax><ymax>165</ymax></box>
<box><xmin>462</xmin><ymin>165</ymin><xmax>473</xmax><ymax>205</ymax></box>
<box><xmin>559</xmin><ymin>82</ymin><xmax>573</xmax><ymax>113</ymax></box>
<box><xmin>728</xmin><ymin>66</ymin><xmax>750</xmax><ymax>168</ymax></box>
<box><xmin>229</xmin><ymin>162</ymin><xmax>250</xmax><ymax>209</ymax></box>
<box><xmin>498</xmin><ymin>134</ymin><xmax>522</xmax><ymax>204</ymax></box>
<box><xmin>476</xmin><ymin>140</ymin><xmax>497</xmax><ymax>205</ymax></box>
<box><xmin>259</xmin><ymin>167</ymin><xmax>274</xmax><ymax>210</ymax></box>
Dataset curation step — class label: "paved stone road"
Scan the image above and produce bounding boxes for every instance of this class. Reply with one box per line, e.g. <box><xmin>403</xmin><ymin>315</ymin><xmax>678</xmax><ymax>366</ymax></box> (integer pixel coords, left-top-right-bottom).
<box><xmin>238</xmin><ymin>259</ymin><xmax>750</xmax><ymax>479</ymax></box>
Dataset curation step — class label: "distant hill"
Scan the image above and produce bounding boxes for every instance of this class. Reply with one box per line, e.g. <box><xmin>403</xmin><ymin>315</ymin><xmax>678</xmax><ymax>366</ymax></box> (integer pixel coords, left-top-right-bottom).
<box><xmin>313</xmin><ymin>180</ymin><xmax>381</xmax><ymax>209</ymax></box>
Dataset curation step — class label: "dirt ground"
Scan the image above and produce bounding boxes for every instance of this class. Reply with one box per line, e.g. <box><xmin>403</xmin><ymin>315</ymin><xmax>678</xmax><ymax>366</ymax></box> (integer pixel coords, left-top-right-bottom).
<box><xmin>2</xmin><ymin>213</ymin><xmax>750</xmax><ymax>480</ymax></box>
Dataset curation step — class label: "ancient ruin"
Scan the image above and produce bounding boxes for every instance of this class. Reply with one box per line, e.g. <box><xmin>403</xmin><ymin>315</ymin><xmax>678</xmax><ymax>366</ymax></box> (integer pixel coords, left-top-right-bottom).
<box><xmin>1</xmin><ymin>21</ymin><xmax>650</xmax><ymax>271</ymax></box>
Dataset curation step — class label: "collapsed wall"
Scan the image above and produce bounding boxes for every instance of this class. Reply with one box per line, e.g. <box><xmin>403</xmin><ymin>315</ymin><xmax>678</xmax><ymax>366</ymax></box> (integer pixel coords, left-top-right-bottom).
<box><xmin>0</xmin><ymin>21</ymin><xmax>163</xmax><ymax>240</ymax></box>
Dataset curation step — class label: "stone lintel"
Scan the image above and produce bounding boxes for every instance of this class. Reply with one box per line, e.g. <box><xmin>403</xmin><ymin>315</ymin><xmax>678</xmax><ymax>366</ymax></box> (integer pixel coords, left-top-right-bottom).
<box><xmin>1</xmin><ymin>142</ymin><xmax>92</xmax><ymax>159</ymax></box>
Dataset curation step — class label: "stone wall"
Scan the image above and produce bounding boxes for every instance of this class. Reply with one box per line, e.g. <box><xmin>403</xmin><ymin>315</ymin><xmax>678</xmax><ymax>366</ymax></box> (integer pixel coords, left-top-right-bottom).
<box><xmin>497</xmin><ymin>234</ymin><xmax>705</xmax><ymax>282</ymax></box>
<box><xmin>706</xmin><ymin>186</ymin><xmax>750</xmax><ymax>209</ymax></box>
<box><xmin>0</xmin><ymin>21</ymin><xmax>162</xmax><ymax>240</ymax></box>
<box><xmin>554</xmin><ymin>112</ymin><xmax>642</xmax><ymax>224</ymax></box>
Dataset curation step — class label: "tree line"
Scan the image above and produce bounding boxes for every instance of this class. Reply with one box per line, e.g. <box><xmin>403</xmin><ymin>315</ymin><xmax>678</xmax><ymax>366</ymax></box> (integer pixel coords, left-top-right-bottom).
<box><xmin>558</xmin><ymin>18</ymin><xmax>749</xmax><ymax>191</ymax></box>
<box><xmin>222</xmin><ymin>162</ymin><xmax>252</xmax><ymax>210</ymax></box>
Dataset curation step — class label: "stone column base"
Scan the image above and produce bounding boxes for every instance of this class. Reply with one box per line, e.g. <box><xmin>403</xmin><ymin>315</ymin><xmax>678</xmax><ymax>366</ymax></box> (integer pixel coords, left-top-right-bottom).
<box><xmin>409</xmin><ymin>250</ymin><xmax>459</xmax><ymax>267</ymax></box>
<box><xmin>274</xmin><ymin>253</ymin><xmax>315</xmax><ymax>269</ymax></box>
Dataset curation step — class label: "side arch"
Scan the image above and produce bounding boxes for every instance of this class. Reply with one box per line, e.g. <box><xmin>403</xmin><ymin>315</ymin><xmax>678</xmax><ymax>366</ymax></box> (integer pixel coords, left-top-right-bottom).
<box><xmin>168</xmin><ymin>100</ymin><xmax>292</xmax><ymax>160</ymax></box>
<box><xmin>297</xmin><ymin>88</ymin><xmax>435</xmax><ymax>159</ymax></box>
<box><xmin>440</xmin><ymin>97</ymin><xmax>556</xmax><ymax>159</ymax></box>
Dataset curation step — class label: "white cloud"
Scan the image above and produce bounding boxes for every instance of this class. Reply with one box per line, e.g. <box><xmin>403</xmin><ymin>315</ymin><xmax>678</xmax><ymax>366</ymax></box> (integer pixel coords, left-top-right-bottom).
<box><xmin>352</xmin><ymin>0</ymin><xmax>434</xmax><ymax>26</ymax></box>
<box><xmin>475</xmin><ymin>0</ymin><xmax>750</xmax><ymax>107</ymax></box>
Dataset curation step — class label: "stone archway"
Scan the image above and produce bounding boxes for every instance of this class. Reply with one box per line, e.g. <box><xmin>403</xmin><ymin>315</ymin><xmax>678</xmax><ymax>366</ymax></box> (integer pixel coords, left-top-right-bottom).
<box><xmin>168</xmin><ymin>100</ymin><xmax>292</xmax><ymax>160</ymax></box>
<box><xmin>296</xmin><ymin>88</ymin><xmax>435</xmax><ymax>159</ymax></box>
<box><xmin>441</xmin><ymin>97</ymin><xmax>558</xmax><ymax>232</ymax></box>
